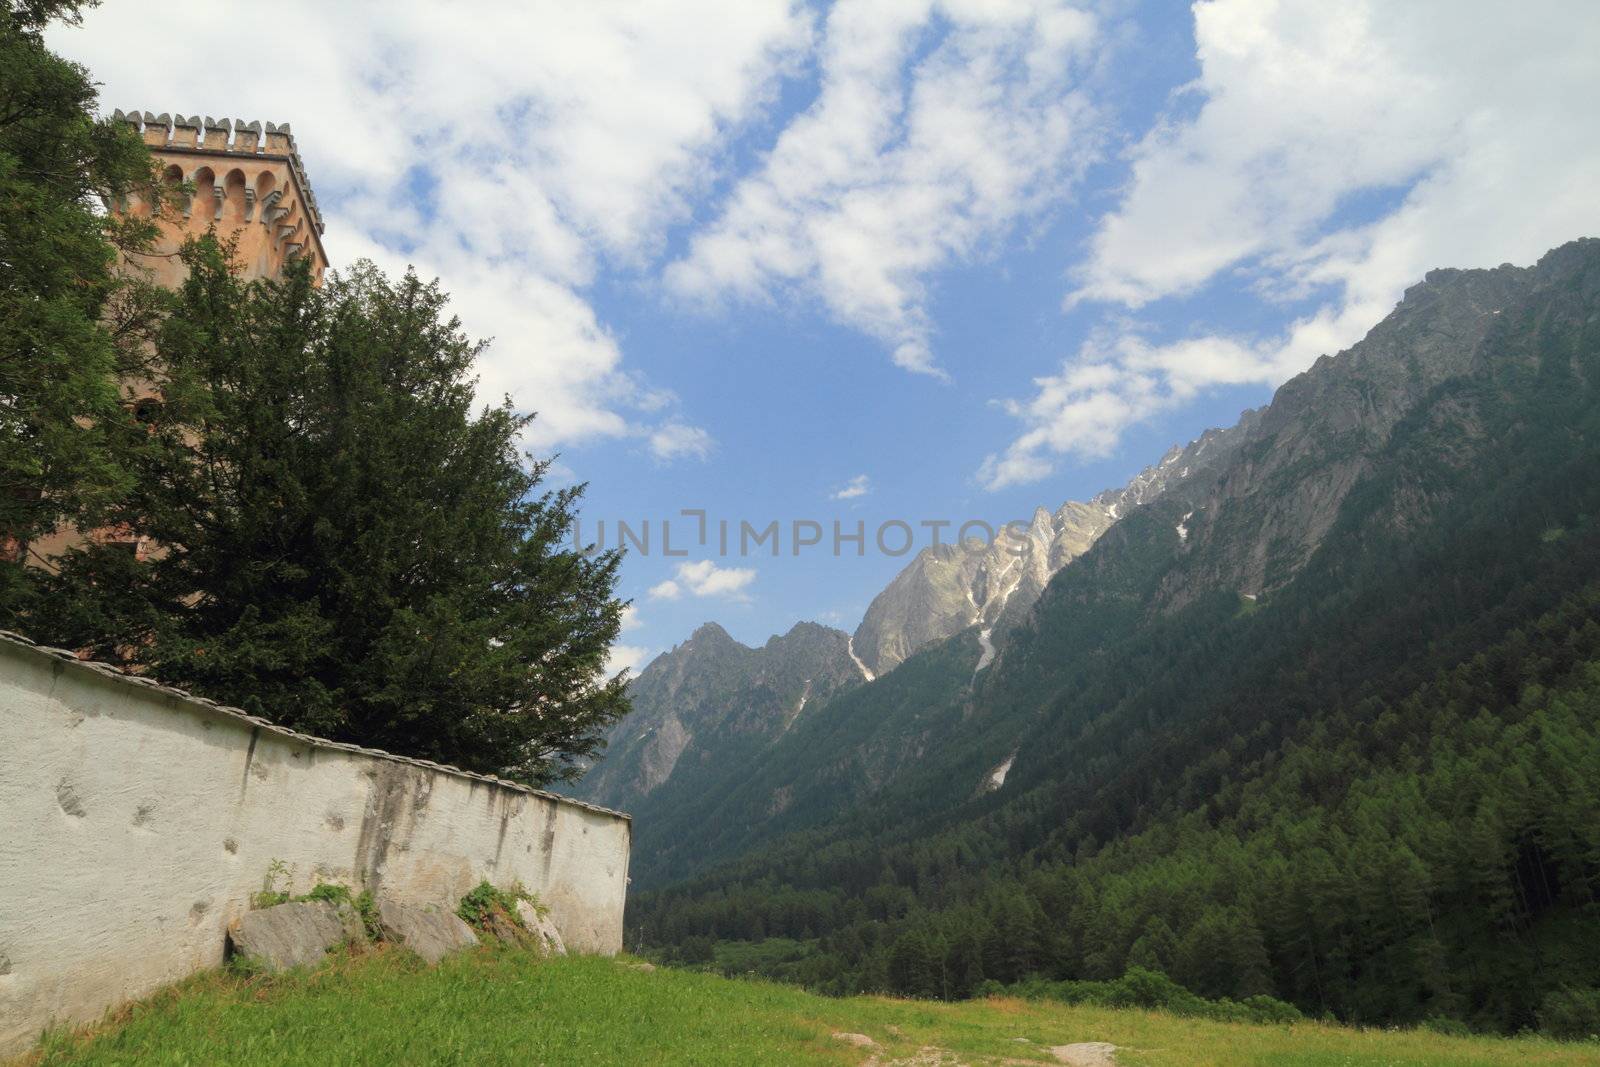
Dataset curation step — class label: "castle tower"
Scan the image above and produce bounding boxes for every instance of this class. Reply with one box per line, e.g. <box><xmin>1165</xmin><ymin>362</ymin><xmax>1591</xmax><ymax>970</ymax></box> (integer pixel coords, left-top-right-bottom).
<box><xmin>109</xmin><ymin>111</ymin><xmax>327</xmax><ymax>286</ymax></box>
<box><xmin>12</xmin><ymin>113</ymin><xmax>330</xmax><ymax>569</ymax></box>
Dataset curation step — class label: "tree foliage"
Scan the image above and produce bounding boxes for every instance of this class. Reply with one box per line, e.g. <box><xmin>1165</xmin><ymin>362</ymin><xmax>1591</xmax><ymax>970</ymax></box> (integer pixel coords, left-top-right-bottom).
<box><xmin>34</xmin><ymin>242</ymin><xmax>630</xmax><ymax>785</ymax></box>
<box><xmin>0</xmin><ymin>0</ymin><xmax>164</xmax><ymax>605</ymax></box>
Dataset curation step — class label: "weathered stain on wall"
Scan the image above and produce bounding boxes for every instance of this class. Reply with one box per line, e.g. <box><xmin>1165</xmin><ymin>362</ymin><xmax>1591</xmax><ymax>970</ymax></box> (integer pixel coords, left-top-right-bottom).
<box><xmin>0</xmin><ymin>632</ymin><xmax>631</xmax><ymax>1057</ymax></box>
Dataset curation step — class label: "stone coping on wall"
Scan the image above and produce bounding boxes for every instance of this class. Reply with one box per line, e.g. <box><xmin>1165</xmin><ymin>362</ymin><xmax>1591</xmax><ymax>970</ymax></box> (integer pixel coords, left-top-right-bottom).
<box><xmin>0</xmin><ymin>629</ymin><xmax>629</xmax><ymax>822</ymax></box>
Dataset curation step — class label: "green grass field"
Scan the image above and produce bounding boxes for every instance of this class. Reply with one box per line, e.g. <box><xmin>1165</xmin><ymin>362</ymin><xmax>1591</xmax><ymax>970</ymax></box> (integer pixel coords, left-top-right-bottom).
<box><xmin>19</xmin><ymin>947</ymin><xmax>1599</xmax><ymax>1067</ymax></box>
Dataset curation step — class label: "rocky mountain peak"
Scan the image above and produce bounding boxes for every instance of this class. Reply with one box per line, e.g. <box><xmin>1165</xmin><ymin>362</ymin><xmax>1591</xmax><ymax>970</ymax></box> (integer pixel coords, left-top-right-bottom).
<box><xmin>570</xmin><ymin>618</ymin><xmax>864</xmax><ymax>813</ymax></box>
<box><xmin>1151</xmin><ymin>248</ymin><xmax>1582</xmax><ymax>612</ymax></box>
<box><xmin>767</xmin><ymin>620</ymin><xmax>845</xmax><ymax>649</ymax></box>
<box><xmin>687</xmin><ymin>620</ymin><xmax>736</xmax><ymax>646</ymax></box>
<box><xmin>848</xmin><ymin>411</ymin><xmax>1254</xmax><ymax>678</ymax></box>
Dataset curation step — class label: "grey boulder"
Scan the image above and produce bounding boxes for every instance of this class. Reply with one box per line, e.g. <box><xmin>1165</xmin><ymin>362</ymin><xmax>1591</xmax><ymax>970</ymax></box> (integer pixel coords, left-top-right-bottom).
<box><xmin>229</xmin><ymin>900</ymin><xmax>365</xmax><ymax>972</ymax></box>
<box><xmin>515</xmin><ymin>899</ymin><xmax>566</xmax><ymax>956</ymax></box>
<box><xmin>376</xmin><ymin>898</ymin><xmax>478</xmax><ymax>964</ymax></box>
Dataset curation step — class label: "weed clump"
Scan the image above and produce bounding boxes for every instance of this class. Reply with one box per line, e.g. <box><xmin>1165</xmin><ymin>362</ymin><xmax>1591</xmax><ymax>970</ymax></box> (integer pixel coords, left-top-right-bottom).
<box><xmin>251</xmin><ymin>859</ymin><xmax>294</xmax><ymax>909</ymax></box>
<box><xmin>248</xmin><ymin>862</ymin><xmax>381</xmax><ymax>941</ymax></box>
<box><xmin>457</xmin><ymin>881</ymin><xmax>535</xmax><ymax>933</ymax></box>
<box><xmin>296</xmin><ymin>883</ymin><xmax>382</xmax><ymax>941</ymax></box>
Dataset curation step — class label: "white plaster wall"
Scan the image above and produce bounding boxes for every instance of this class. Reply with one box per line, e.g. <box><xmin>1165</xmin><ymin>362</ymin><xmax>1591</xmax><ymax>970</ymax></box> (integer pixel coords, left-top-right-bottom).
<box><xmin>0</xmin><ymin>635</ymin><xmax>631</xmax><ymax>1057</ymax></box>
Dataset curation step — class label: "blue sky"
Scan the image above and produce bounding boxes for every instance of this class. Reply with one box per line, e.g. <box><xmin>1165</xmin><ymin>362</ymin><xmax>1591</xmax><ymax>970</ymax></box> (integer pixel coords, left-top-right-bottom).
<box><xmin>54</xmin><ymin>1</ymin><xmax>1600</xmax><ymax>668</ymax></box>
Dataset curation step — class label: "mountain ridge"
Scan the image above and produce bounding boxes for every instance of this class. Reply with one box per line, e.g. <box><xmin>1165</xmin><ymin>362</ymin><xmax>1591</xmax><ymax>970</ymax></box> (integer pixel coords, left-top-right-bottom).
<box><xmin>589</xmin><ymin>239</ymin><xmax>1599</xmax><ymax>906</ymax></box>
<box><xmin>626</xmin><ymin>237</ymin><xmax>1600</xmax><ymax>1034</ymax></box>
<box><xmin>575</xmin><ymin>407</ymin><xmax>1262</xmax><ymax>816</ymax></box>
<box><xmin>572</xmin><ymin>618</ymin><xmax>864</xmax><ymax>816</ymax></box>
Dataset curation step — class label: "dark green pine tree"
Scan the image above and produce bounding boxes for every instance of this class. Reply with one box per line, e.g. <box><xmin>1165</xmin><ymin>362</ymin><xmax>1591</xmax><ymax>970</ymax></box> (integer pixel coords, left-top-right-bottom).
<box><xmin>1174</xmin><ymin>906</ymin><xmax>1275</xmax><ymax>1001</ymax></box>
<box><xmin>889</xmin><ymin>922</ymin><xmax>948</xmax><ymax>999</ymax></box>
<box><xmin>946</xmin><ymin>923</ymin><xmax>987</xmax><ymax>999</ymax></box>
<box><xmin>36</xmin><ymin>241</ymin><xmax>631</xmax><ymax>786</ymax></box>
<box><xmin>0</xmin><ymin>0</ymin><xmax>166</xmax><ymax>612</ymax></box>
<box><xmin>1126</xmin><ymin>915</ymin><xmax>1180</xmax><ymax>975</ymax></box>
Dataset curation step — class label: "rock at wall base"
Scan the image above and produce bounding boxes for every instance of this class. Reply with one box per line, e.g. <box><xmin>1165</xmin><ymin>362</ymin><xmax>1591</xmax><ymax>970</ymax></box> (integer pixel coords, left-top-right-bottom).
<box><xmin>376</xmin><ymin>899</ymin><xmax>478</xmax><ymax>965</ymax></box>
<box><xmin>229</xmin><ymin>900</ymin><xmax>365</xmax><ymax>972</ymax></box>
<box><xmin>515</xmin><ymin>899</ymin><xmax>566</xmax><ymax>957</ymax></box>
<box><xmin>486</xmin><ymin>909</ymin><xmax>525</xmax><ymax>946</ymax></box>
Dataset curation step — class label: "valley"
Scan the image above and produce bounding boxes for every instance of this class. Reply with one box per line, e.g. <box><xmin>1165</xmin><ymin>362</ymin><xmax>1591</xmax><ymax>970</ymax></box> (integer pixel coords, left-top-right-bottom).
<box><xmin>578</xmin><ymin>240</ymin><xmax>1600</xmax><ymax>1038</ymax></box>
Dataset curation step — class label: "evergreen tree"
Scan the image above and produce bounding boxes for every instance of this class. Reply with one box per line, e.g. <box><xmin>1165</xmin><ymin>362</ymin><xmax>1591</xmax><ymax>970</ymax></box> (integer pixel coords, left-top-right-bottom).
<box><xmin>1126</xmin><ymin>915</ymin><xmax>1179</xmax><ymax>975</ymax></box>
<box><xmin>947</xmin><ymin>924</ymin><xmax>986</xmax><ymax>999</ymax></box>
<box><xmin>0</xmin><ymin>0</ymin><xmax>164</xmax><ymax>610</ymax></box>
<box><xmin>36</xmin><ymin>242</ymin><xmax>630</xmax><ymax>785</ymax></box>
<box><xmin>889</xmin><ymin>923</ymin><xmax>947</xmax><ymax>999</ymax></box>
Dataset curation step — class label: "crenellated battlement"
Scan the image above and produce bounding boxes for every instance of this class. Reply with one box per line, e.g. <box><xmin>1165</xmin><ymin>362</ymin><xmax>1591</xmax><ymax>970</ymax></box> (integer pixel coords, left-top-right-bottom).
<box><xmin>113</xmin><ymin>109</ymin><xmax>322</xmax><ymax>234</ymax></box>
<box><xmin>107</xmin><ymin>108</ymin><xmax>329</xmax><ymax>288</ymax></box>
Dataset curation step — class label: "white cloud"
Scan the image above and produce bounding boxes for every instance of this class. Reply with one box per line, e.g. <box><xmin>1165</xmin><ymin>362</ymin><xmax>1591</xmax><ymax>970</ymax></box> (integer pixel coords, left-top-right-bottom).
<box><xmin>979</xmin><ymin>330</ymin><xmax>1265</xmax><ymax>488</ymax></box>
<box><xmin>54</xmin><ymin>1</ymin><xmax>812</xmax><ymax>452</ymax></box>
<box><xmin>648</xmin><ymin>422</ymin><xmax>715</xmax><ymax>462</ymax></box>
<box><xmin>604</xmin><ymin>604</ymin><xmax>650</xmax><ymax>676</ymax></box>
<box><xmin>605</xmin><ymin>644</ymin><xmax>652</xmax><ymax>676</ymax></box>
<box><xmin>666</xmin><ymin>0</ymin><xmax>1101</xmax><ymax>376</ymax></box>
<box><xmin>986</xmin><ymin>0</ymin><xmax>1600</xmax><ymax>487</ymax></box>
<box><xmin>832</xmin><ymin>474</ymin><xmax>871</xmax><ymax>500</ymax></box>
<box><xmin>649</xmin><ymin>560</ymin><xmax>756</xmax><ymax>601</ymax></box>
<box><xmin>1070</xmin><ymin>1</ymin><xmax>1451</xmax><ymax>310</ymax></box>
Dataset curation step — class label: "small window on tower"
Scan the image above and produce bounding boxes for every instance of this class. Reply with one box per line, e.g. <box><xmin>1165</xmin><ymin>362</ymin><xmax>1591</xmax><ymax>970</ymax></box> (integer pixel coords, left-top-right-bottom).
<box><xmin>132</xmin><ymin>397</ymin><xmax>163</xmax><ymax>424</ymax></box>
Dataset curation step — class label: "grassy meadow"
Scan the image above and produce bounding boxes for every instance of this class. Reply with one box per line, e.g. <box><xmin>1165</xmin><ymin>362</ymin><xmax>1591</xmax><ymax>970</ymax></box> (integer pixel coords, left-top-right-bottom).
<box><xmin>18</xmin><ymin>948</ymin><xmax>1598</xmax><ymax>1067</ymax></box>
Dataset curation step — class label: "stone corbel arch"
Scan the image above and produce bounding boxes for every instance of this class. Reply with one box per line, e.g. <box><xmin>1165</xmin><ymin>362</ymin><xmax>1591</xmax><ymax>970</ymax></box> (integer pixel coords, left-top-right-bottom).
<box><xmin>187</xmin><ymin>165</ymin><xmax>217</xmax><ymax>225</ymax></box>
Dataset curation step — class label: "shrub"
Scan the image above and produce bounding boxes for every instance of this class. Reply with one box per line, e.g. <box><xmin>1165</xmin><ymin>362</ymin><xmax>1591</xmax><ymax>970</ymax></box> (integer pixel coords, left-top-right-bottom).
<box><xmin>1539</xmin><ymin>988</ymin><xmax>1600</xmax><ymax>1042</ymax></box>
<box><xmin>1423</xmin><ymin>1015</ymin><xmax>1473</xmax><ymax>1038</ymax></box>
<box><xmin>673</xmin><ymin>936</ymin><xmax>715</xmax><ymax>965</ymax></box>
<box><xmin>457</xmin><ymin>881</ymin><xmax>535</xmax><ymax>933</ymax></box>
<box><xmin>301</xmin><ymin>883</ymin><xmax>352</xmax><ymax>906</ymax></box>
<box><xmin>1007</xmin><ymin>968</ymin><xmax>1302</xmax><ymax>1026</ymax></box>
<box><xmin>1238</xmin><ymin>994</ymin><xmax>1306</xmax><ymax>1026</ymax></box>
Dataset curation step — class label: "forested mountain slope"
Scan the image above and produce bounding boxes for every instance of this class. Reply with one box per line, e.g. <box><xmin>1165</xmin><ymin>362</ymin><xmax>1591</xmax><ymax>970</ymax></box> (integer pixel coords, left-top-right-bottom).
<box><xmin>630</xmin><ymin>238</ymin><xmax>1600</xmax><ymax>1035</ymax></box>
<box><xmin>596</xmin><ymin>422</ymin><xmax>1253</xmax><ymax>889</ymax></box>
<box><xmin>618</xmin><ymin>241</ymin><xmax>1588</xmax><ymax>892</ymax></box>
